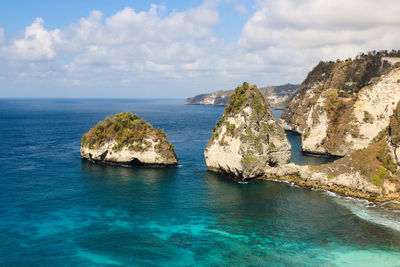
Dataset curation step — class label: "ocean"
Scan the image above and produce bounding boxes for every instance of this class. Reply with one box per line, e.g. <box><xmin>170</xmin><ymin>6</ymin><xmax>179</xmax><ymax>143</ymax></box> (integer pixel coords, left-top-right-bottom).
<box><xmin>1</xmin><ymin>99</ymin><xmax>400</xmax><ymax>266</ymax></box>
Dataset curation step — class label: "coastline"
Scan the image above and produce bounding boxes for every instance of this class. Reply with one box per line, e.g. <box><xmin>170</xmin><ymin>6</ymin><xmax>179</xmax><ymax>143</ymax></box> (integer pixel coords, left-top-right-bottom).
<box><xmin>258</xmin><ymin>174</ymin><xmax>400</xmax><ymax>206</ymax></box>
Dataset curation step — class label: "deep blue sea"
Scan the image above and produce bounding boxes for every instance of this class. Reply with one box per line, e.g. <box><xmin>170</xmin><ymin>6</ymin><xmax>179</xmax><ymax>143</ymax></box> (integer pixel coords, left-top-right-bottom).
<box><xmin>1</xmin><ymin>99</ymin><xmax>400</xmax><ymax>266</ymax></box>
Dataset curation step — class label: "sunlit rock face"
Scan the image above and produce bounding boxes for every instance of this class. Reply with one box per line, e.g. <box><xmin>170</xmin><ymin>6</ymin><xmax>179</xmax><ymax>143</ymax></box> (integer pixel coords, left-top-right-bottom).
<box><xmin>205</xmin><ymin>82</ymin><xmax>291</xmax><ymax>180</ymax></box>
<box><xmin>281</xmin><ymin>53</ymin><xmax>400</xmax><ymax>156</ymax></box>
<box><xmin>264</xmin><ymin>100</ymin><xmax>400</xmax><ymax>203</ymax></box>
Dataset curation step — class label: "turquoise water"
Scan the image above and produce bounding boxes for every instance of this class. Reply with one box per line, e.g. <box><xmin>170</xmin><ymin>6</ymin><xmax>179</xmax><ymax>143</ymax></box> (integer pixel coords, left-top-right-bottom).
<box><xmin>1</xmin><ymin>99</ymin><xmax>400</xmax><ymax>266</ymax></box>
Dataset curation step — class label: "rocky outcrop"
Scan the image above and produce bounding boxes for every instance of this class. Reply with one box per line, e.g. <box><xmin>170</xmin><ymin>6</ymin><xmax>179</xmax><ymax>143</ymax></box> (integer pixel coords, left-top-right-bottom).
<box><xmin>81</xmin><ymin>112</ymin><xmax>178</xmax><ymax>167</ymax></box>
<box><xmin>185</xmin><ymin>84</ymin><xmax>299</xmax><ymax>109</ymax></box>
<box><xmin>264</xmin><ymin>101</ymin><xmax>400</xmax><ymax>203</ymax></box>
<box><xmin>281</xmin><ymin>51</ymin><xmax>400</xmax><ymax>156</ymax></box>
<box><xmin>204</xmin><ymin>82</ymin><xmax>291</xmax><ymax>180</ymax></box>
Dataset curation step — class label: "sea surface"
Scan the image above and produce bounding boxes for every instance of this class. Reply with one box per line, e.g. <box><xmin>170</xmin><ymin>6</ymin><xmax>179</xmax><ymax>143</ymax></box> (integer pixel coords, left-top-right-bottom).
<box><xmin>1</xmin><ymin>99</ymin><xmax>400</xmax><ymax>266</ymax></box>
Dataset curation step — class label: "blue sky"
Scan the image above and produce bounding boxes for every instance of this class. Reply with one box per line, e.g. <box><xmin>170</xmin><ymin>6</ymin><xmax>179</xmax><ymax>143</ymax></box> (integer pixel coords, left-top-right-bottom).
<box><xmin>1</xmin><ymin>0</ymin><xmax>253</xmax><ymax>43</ymax></box>
<box><xmin>0</xmin><ymin>0</ymin><xmax>399</xmax><ymax>98</ymax></box>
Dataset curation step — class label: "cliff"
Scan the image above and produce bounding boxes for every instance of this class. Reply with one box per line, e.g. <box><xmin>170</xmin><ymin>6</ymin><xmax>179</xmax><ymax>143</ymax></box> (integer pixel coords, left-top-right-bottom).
<box><xmin>264</xmin><ymin>101</ymin><xmax>400</xmax><ymax>203</ymax></box>
<box><xmin>281</xmin><ymin>51</ymin><xmax>400</xmax><ymax>156</ymax></box>
<box><xmin>185</xmin><ymin>84</ymin><xmax>299</xmax><ymax>109</ymax></box>
<box><xmin>81</xmin><ymin>112</ymin><xmax>178</xmax><ymax>167</ymax></box>
<box><xmin>204</xmin><ymin>82</ymin><xmax>291</xmax><ymax>180</ymax></box>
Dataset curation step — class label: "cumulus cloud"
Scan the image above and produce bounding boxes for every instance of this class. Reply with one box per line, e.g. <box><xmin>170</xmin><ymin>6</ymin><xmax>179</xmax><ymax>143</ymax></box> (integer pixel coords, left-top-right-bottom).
<box><xmin>1</xmin><ymin>0</ymin><xmax>400</xmax><ymax>97</ymax></box>
<box><xmin>4</xmin><ymin>18</ymin><xmax>62</xmax><ymax>60</ymax></box>
<box><xmin>239</xmin><ymin>0</ymin><xmax>400</xmax><ymax>73</ymax></box>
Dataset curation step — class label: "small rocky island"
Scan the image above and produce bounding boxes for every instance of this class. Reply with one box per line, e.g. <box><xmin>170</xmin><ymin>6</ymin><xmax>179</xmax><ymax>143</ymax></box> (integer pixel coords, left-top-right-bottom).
<box><xmin>204</xmin><ymin>82</ymin><xmax>291</xmax><ymax>180</ymax></box>
<box><xmin>81</xmin><ymin>112</ymin><xmax>178</xmax><ymax>167</ymax></box>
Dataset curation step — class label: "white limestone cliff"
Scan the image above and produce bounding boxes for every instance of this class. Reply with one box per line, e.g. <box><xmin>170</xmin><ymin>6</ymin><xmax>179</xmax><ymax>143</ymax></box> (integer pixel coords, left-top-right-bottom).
<box><xmin>204</xmin><ymin>82</ymin><xmax>291</xmax><ymax>180</ymax></box>
<box><xmin>281</xmin><ymin>54</ymin><xmax>400</xmax><ymax>156</ymax></box>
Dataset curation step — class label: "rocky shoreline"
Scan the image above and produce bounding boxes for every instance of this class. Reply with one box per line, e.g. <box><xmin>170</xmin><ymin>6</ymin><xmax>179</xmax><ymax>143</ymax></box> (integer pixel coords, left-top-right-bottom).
<box><xmin>260</xmin><ymin>163</ymin><xmax>398</xmax><ymax>203</ymax></box>
<box><xmin>81</xmin><ymin>156</ymin><xmax>178</xmax><ymax>167</ymax></box>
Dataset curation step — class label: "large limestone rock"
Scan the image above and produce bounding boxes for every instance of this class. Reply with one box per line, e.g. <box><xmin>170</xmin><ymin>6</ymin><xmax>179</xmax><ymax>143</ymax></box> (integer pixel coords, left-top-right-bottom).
<box><xmin>204</xmin><ymin>82</ymin><xmax>291</xmax><ymax>180</ymax></box>
<box><xmin>281</xmin><ymin>52</ymin><xmax>400</xmax><ymax>156</ymax></box>
<box><xmin>264</xmin><ymin>101</ymin><xmax>400</xmax><ymax>203</ymax></box>
<box><xmin>81</xmin><ymin>112</ymin><xmax>178</xmax><ymax>167</ymax></box>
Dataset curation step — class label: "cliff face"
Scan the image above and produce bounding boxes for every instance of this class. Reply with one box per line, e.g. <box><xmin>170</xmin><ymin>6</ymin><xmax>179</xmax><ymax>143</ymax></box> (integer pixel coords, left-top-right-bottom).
<box><xmin>281</xmin><ymin>53</ymin><xmax>400</xmax><ymax>156</ymax></box>
<box><xmin>204</xmin><ymin>82</ymin><xmax>291</xmax><ymax>180</ymax></box>
<box><xmin>81</xmin><ymin>112</ymin><xmax>178</xmax><ymax>167</ymax></box>
<box><xmin>260</xmin><ymin>84</ymin><xmax>300</xmax><ymax>109</ymax></box>
<box><xmin>185</xmin><ymin>84</ymin><xmax>299</xmax><ymax>109</ymax></box>
<box><xmin>265</xmin><ymin>101</ymin><xmax>400</xmax><ymax>203</ymax></box>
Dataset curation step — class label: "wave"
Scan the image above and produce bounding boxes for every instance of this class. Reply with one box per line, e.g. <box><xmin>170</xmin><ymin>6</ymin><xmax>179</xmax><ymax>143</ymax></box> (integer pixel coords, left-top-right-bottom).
<box><xmin>332</xmin><ymin>196</ymin><xmax>400</xmax><ymax>232</ymax></box>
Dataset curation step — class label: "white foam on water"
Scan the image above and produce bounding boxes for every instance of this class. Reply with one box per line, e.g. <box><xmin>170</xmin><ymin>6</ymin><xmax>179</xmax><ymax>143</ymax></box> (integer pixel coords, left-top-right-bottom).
<box><xmin>264</xmin><ymin>176</ymin><xmax>400</xmax><ymax>232</ymax></box>
<box><xmin>322</xmin><ymin>190</ymin><xmax>337</xmax><ymax>197</ymax></box>
<box><xmin>333</xmin><ymin>196</ymin><xmax>400</xmax><ymax>232</ymax></box>
<box><xmin>267</xmin><ymin>178</ymin><xmax>290</xmax><ymax>184</ymax></box>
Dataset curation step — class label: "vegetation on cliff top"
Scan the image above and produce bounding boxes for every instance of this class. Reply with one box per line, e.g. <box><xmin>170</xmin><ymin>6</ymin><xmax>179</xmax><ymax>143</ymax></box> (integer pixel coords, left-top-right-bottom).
<box><xmin>223</xmin><ymin>82</ymin><xmax>273</xmax><ymax>120</ymax></box>
<box><xmin>81</xmin><ymin>112</ymin><xmax>174</xmax><ymax>154</ymax></box>
<box><xmin>319</xmin><ymin>137</ymin><xmax>398</xmax><ymax>187</ymax></box>
<box><xmin>302</xmin><ymin>52</ymin><xmax>398</xmax><ymax>95</ymax></box>
<box><xmin>209</xmin><ymin>82</ymin><xmax>275</xmax><ymax>145</ymax></box>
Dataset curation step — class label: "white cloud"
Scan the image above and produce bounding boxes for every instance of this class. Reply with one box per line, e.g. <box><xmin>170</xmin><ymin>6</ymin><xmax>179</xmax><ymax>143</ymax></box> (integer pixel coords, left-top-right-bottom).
<box><xmin>5</xmin><ymin>18</ymin><xmax>62</xmax><ymax>60</ymax></box>
<box><xmin>240</xmin><ymin>0</ymin><xmax>400</xmax><ymax>67</ymax></box>
<box><xmin>1</xmin><ymin>0</ymin><xmax>400</xmax><ymax>97</ymax></box>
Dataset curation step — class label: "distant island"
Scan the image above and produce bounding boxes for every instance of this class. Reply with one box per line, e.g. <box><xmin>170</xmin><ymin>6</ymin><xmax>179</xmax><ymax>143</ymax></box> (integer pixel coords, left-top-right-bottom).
<box><xmin>185</xmin><ymin>83</ymin><xmax>299</xmax><ymax>109</ymax></box>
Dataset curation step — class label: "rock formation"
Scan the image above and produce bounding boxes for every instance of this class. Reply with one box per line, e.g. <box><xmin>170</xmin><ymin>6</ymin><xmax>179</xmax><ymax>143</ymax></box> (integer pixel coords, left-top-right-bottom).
<box><xmin>185</xmin><ymin>90</ymin><xmax>233</xmax><ymax>106</ymax></box>
<box><xmin>185</xmin><ymin>84</ymin><xmax>299</xmax><ymax>109</ymax></box>
<box><xmin>264</xmin><ymin>101</ymin><xmax>400</xmax><ymax>203</ymax></box>
<box><xmin>281</xmin><ymin>51</ymin><xmax>400</xmax><ymax>156</ymax></box>
<box><xmin>204</xmin><ymin>82</ymin><xmax>291</xmax><ymax>180</ymax></box>
<box><xmin>81</xmin><ymin>112</ymin><xmax>178</xmax><ymax>167</ymax></box>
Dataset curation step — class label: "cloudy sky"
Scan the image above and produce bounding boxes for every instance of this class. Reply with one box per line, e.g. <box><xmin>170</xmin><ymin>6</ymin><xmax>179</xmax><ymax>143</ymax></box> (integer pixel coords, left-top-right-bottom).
<box><xmin>1</xmin><ymin>0</ymin><xmax>400</xmax><ymax>98</ymax></box>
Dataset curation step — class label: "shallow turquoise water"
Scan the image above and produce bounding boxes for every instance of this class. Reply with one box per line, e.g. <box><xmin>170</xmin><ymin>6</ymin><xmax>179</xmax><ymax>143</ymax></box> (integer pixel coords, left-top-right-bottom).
<box><xmin>0</xmin><ymin>99</ymin><xmax>400</xmax><ymax>266</ymax></box>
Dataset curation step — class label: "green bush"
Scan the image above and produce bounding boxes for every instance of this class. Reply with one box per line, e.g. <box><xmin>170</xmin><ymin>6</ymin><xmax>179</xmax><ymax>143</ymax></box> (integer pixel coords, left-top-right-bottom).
<box><xmin>81</xmin><ymin>112</ymin><xmax>173</xmax><ymax>152</ymax></box>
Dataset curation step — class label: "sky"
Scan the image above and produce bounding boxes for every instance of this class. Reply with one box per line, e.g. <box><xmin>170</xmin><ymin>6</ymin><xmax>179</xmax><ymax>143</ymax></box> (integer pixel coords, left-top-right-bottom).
<box><xmin>0</xmin><ymin>0</ymin><xmax>400</xmax><ymax>98</ymax></box>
